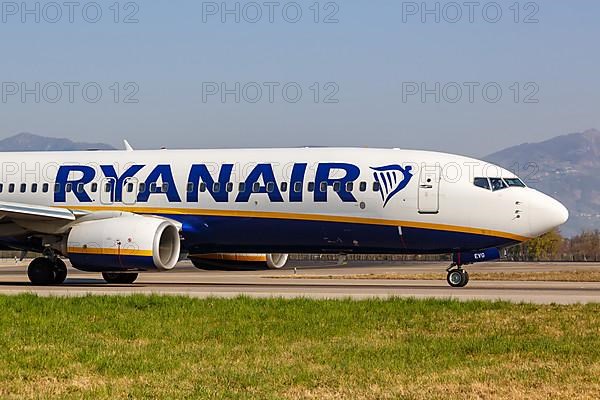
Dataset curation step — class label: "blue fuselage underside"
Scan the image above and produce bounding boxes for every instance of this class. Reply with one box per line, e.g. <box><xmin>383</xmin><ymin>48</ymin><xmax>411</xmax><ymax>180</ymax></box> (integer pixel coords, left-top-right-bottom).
<box><xmin>0</xmin><ymin>214</ymin><xmax>517</xmax><ymax>257</ymax></box>
<box><xmin>169</xmin><ymin>215</ymin><xmax>516</xmax><ymax>254</ymax></box>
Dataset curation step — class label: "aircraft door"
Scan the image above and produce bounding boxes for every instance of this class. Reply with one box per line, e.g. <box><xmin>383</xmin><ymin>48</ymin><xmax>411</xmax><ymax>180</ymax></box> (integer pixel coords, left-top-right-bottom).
<box><xmin>122</xmin><ymin>177</ymin><xmax>139</xmax><ymax>205</ymax></box>
<box><xmin>100</xmin><ymin>178</ymin><xmax>115</xmax><ymax>205</ymax></box>
<box><xmin>418</xmin><ymin>165</ymin><xmax>440</xmax><ymax>214</ymax></box>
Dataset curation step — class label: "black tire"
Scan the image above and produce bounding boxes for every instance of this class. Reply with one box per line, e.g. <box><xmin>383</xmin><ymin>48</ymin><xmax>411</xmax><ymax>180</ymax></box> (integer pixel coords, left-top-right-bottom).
<box><xmin>102</xmin><ymin>272</ymin><xmax>139</xmax><ymax>284</ymax></box>
<box><xmin>28</xmin><ymin>258</ymin><xmax>55</xmax><ymax>286</ymax></box>
<box><xmin>447</xmin><ymin>269</ymin><xmax>469</xmax><ymax>288</ymax></box>
<box><xmin>53</xmin><ymin>258</ymin><xmax>68</xmax><ymax>284</ymax></box>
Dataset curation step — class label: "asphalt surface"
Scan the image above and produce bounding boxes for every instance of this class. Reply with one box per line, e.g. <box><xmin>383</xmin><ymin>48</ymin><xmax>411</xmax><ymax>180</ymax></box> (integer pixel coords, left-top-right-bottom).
<box><xmin>1</xmin><ymin>260</ymin><xmax>600</xmax><ymax>304</ymax></box>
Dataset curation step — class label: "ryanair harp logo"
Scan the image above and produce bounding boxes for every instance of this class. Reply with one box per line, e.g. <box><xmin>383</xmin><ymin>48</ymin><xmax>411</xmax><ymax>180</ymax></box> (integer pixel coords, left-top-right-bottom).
<box><xmin>371</xmin><ymin>165</ymin><xmax>413</xmax><ymax>207</ymax></box>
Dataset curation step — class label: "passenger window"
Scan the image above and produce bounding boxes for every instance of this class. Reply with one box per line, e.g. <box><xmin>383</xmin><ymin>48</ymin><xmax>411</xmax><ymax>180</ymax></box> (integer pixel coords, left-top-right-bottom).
<box><xmin>9</xmin><ymin>184</ymin><xmax>15</xmax><ymax>193</ymax></box>
<box><xmin>187</xmin><ymin>182</ymin><xmax>194</xmax><ymax>193</ymax></box>
<box><xmin>105</xmin><ymin>182</ymin><xmax>113</xmax><ymax>192</ymax></box>
<box><xmin>280</xmin><ymin>182</ymin><xmax>288</xmax><ymax>192</ymax></box>
<box><xmin>78</xmin><ymin>183</ymin><xmax>85</xmax><ymax>193</ymax></box>
<box><xmin>31</xmin><ymin>183</ymin><xmax>38</xmax><ymax>193</ymax></box>
<box><xmin>307</xmin><ymin>182</ymin><xmax>315</xmax><ymax>192</ymax></box>
<box><xmin>226</xmin><ymin>182</ymin><xmax>234</xmax><ymax>193</ymax></box>
<box><xmin>0</xmin><ymin>183</ymin><xmax>3</xmax><ymax>192</ymax></box>
<box><xmin>91</xmin><ymin>183</ymin><xmax>98</xmax><ymax>193</ymax></box>
<box><xmin>213</xmin><ymin>182</ymin><xmax>221</xmax><ymax>192</ymax></box>
<box><xmin>162</xmin><ymin>183</ymin><xmax>169</xmax><ymax>193</ymax></box>
<box><xmin>149</xmin><ymin>183</ymin><xmax>157</xmax><ymax>193</ymax></box>
<box><xmin>294</xmin><ymin>182</ymin><xmax>302</xmax><ymax>193</ymax></box>
<box><xmin>239</xmin><ymin>182</ymin><xmax>246</xmax><ymax>192</ymax></box>
<box><xmin>266</xmin><ymin>182</ymin><xmax>275</xmax><ymax>193</ymax></box>
<box><xmin>333</xmin><ymin>182</ymin><xmax>341</xmax><ymax>192</ymax></box>
<box><xmin>490</xmin><ymin>178</ymin><xmax>507</xmax><ymax>192</ymax></box>
<box><xmin>138</xmin><ymin>182</ymin><xmax>146</xmax><ymax>193</ymax></box>
<box><xmin>346</xmin><ymin>182</ymin><xmax>354</xmax><ymax>192</ymax></box>
<box><xmin>252</xmin><ymin>182</ymin><xmax>260</xmax><ymax>193</ymax></box>
<box><xmin>66</xmin><ymin>183</ymin><xmax>73</xmax><ymax>193</ymax></box>
<box><xmin>42</xmin><ymin>183</ymin><xmax>49</xmax><ymax>193</ymax></box>
<box><xmin>373</xmin><ymin>182</ymin><xmax>381</xmax><ymax>192</ymax></box>
<box><xmin>474</xmin><ymin>177</ymin><xmax>490</xmax><ymax>190</ymax></box>
<box><xmin>199</xmin><ymin>182</ymin><xmax>207</xmax><ymax>192</ymax></box>
<box><xmin>20</xmin><ymin>183</ymin><xmax>26</xmax><ymax>193</ymax></box>
<box><xmin>320</xmin><ymin>182</ymin><xmax>328</xmax><ymax>192</ymax></box>
<box><xmin>504</xmin><ymin>178</ymin><xmax>526</xmax><ymax>188</ymax></box>
<box><xmin>127</xmin><ymin>183</ymin><xmax>134</xmax><ymax>193</ymax></box>
<box><xmin>54</xmin><ymin>183</ymin><xmax>61</xmax><ymax>193</ymax></box>
<box><xmin>359</xmin><ymin>182</ymin><xmax>367</xmax><ymax>192</ymax></box>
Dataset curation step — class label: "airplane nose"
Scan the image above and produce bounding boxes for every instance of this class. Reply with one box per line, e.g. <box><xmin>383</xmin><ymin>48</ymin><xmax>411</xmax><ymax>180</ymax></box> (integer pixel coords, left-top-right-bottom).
<box><xmin>527</xmin><ymin>190</ymin><xmax>569</xmax><ymax>236</ymax></box>
<box><xmin>554</xmin><ymin>199</ymin><xmax>569</xmax><ymax>226</ymax></box>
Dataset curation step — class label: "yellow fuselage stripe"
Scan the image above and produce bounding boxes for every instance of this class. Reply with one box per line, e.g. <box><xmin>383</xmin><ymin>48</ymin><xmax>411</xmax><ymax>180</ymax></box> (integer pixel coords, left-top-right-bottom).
<box><xmin>60</xmin><ymin>205</ymin><xmax>530</xmax><ymax>242</ymax></box>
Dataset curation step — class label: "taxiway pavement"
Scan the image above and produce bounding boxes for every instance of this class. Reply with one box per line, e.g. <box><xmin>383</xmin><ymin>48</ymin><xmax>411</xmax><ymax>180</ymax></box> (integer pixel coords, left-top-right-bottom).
<box><xmin>0</xmin><ymin>260</ymin><xmax>599</xmax><ymax>304</ymax></box>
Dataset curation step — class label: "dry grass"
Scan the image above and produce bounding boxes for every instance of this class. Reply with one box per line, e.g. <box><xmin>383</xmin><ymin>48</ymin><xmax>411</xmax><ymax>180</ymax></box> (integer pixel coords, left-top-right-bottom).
<box><xmin>273</xmin><ymin>270</ymin><xmax>600</xmax><ymax>282</ymax></box>
<box><xmin>0</xmin><ymin>296</ymin><xmax>599</xmax><ymax>399</ymax></box>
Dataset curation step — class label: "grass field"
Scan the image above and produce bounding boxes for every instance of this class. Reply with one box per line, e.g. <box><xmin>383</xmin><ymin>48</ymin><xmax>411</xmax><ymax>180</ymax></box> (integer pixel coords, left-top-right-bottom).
<box><xmin>1</xmin><ymin>296</ymin><xmax>599</xmax><ymax>399</ymax></box>
<box><xmin>277</xmin><ymin>270</ymin><xmax>600</xmax><ymax>282</ymax></box>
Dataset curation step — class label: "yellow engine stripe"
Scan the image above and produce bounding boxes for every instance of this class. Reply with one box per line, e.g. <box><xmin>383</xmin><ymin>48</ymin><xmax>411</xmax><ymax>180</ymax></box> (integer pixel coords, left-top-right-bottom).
<box><xmin>190</xmin><ymin>253</ymin><xmax>267</xmax><ymax>262</ymax></box>
<box><xmin>60</xmin><ymin>205</ymin><xmax>530</xmax><ymax>242</ymax></box>
<box><xmin>67</xmin><ymin>247</ymin><xmax>153</xmax><ymax>257</ymax></box>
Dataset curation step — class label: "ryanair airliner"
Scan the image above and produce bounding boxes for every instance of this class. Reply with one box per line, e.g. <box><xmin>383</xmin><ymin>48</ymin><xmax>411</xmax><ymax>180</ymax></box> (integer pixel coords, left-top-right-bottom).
<box><xmin>0</xmin><ymin>145</ymin><xmax>568</xmax><ymax>287</ymax></box>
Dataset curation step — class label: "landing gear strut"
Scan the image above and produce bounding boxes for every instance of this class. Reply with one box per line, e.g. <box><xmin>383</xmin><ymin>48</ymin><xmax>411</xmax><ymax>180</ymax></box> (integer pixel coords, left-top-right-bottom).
<box><xmin>27</xmin><ymin>257</ymin><xmax>68</xmax><ymax>285</ymax></box>
<box><xmin>446</xmin><ymin>264</ymin><xmax>469</xmax><ymax>288</ymax></box>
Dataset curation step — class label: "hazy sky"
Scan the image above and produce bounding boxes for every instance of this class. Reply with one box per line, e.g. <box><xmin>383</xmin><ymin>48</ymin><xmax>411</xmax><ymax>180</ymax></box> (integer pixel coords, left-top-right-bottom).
<box><xmin>0</xmin><ymin>0</ymin><xmax>598</xmax><ymax>157</ymax></box>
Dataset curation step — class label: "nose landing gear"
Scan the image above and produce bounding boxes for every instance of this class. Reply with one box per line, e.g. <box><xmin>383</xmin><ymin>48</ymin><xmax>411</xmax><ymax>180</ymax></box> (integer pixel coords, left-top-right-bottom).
<box><xmin>446</xmin><ymin>264</ymin><xmax>469</xmax><ymax>288</ymax></box>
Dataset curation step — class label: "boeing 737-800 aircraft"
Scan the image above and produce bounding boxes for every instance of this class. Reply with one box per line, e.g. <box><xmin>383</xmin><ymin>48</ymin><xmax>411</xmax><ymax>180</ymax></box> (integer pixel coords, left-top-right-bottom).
<box><xmin>0</xmin><ymin>146</ymin><xmax>568</xmax><ymax>287</ymax></box>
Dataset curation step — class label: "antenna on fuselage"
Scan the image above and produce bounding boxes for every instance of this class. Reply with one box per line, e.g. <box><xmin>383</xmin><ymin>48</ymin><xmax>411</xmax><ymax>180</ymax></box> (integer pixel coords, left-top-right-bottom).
<box><xmin>123</xmin><ymin>140</ymin><xmax>134</xmax><ymax>151</ymax></box>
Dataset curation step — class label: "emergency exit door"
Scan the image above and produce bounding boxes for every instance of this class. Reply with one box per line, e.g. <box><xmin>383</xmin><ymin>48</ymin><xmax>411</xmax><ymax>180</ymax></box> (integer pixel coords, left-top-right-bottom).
<box><xmin>418</xmin><ymin>165</ymin><xmax>440</xmax><ymax>214</ymax></box>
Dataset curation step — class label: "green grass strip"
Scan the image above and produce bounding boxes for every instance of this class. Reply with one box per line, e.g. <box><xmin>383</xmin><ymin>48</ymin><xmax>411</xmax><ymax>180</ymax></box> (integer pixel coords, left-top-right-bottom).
<box><xmin>0</xmin><ymin>295</ymin><xmax>599</xmax><ymax>399</ymax></box>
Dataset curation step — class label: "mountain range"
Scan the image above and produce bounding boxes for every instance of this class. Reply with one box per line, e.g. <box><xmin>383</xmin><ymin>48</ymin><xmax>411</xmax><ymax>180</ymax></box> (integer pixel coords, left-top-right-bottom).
<box><xmin>485</xmin><ymin>129</ymin><xmax>600</xmax><ymax>237</ymax></box>
<box><xmin>0</xmin><ymin>132</ymin><xmax>115</xmax><ymax>152</ymax></box>
<box><xmin>0</xmin><ymin>130</ymin><xmax>598</xmax><ymax>237</ymax></box>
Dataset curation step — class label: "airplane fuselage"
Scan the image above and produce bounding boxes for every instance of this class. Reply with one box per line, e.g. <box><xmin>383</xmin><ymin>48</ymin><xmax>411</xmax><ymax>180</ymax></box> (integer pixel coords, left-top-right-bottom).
<box><xmin>0</xmin><ymin>147</ymin><xmax>568</xmax><ymax>256</ymax></box>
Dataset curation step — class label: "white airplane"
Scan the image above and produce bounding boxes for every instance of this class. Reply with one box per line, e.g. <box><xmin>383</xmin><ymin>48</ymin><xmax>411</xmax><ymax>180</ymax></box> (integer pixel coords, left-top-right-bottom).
<box><xmin>0</xmin><ymin>145</ymin><xmax>568</xmax><ymax>287</ymax></box>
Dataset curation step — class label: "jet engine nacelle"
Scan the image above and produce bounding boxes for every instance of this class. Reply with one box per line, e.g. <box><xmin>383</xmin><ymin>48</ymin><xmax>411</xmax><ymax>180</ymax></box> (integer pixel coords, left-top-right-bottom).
<box><xmin>190</xmin><ymin>253</ymin><xmax>289</xmax><ymax>270</ymax></box>
<box><xmin>453</xmin><ymin>248</ymin><xmax>501</xmax><ymax>266</ymax></box>
<box><xmin>67</xmin><ymin>214</ymin><xmax>181</xmax><ymax>272</ymax></box>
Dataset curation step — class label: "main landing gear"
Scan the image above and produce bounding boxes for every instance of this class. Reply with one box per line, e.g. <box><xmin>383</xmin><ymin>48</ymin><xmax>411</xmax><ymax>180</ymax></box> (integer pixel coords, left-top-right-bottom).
<box><xmin>102</xmin><ymin>272</ymin><xmax>139</xmax><ymax>284</ymax></box>
<box><xmin>446</xmin><ymin>264</ymin><xmax>469</xmax><ymax>288</ymax></box>
<box><xmin>27</xmin><ymin>257</ymin><xmax>68</xmax><ymax>286</ymax></box>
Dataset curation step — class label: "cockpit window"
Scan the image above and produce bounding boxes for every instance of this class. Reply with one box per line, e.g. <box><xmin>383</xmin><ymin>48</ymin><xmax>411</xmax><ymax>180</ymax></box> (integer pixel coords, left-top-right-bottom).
<box><xmin>490</xmin><ymin>178</ymin><xmax>507</xmax><ymax>191</ymax></box>
<box><xmin>474</xmin><ymin>177</ymin><xmax>490</xmax><ymax>190</ymax></box>
<box><xmin>504</xmin><ymin>178</ymin><xmax>526</xmax><ymax>188</ymax></box>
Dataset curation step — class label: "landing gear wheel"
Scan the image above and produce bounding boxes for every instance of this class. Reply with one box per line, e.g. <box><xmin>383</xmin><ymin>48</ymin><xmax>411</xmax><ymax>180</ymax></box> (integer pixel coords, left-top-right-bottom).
<box><xmin>102</xmin><ymin>272</ymin><xmax>139</xmax><ymax>284</ymax></box>
<box><xmin>53</xmin><ymin>258</ymin><xmax>68</xmax><ymax>284</ymax></box>
<box><xmin>447</xmin><ymin>269</ymin><xmax>469</xmax><ymax>288</ymax></box>
<box><xmin>27</xmin><ymin>257</ymin><xmax>55</xmax><ymax>286</ymax></box>
<box><xmin>462</xmin><ymin>270</ymin><xmax>470</xmax><ymax>286</ymax></box>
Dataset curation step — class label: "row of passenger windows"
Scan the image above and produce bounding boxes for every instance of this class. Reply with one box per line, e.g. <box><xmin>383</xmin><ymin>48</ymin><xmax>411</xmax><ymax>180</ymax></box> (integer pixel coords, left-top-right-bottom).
<box><xmin>0</xmin><ymin>183</ymin><xmax>50</xmax><ymax>194</ymax></box>
<box><xmin>473</xmin><ymin>177</ymin><xmax>526</xmax><ymax>192</ymax></box>
<box><xmin>0</xmin><ymin>181</ymin><xmax>384</xmax><ymax>194</ymax></box>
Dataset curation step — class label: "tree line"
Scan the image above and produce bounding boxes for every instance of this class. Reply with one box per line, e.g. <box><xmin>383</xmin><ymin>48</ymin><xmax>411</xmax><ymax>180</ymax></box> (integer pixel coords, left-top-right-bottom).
<box><xmin>506</xmin><ymin>229</ymin><xmax>600</xmax><ymax>262</ymax></box>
